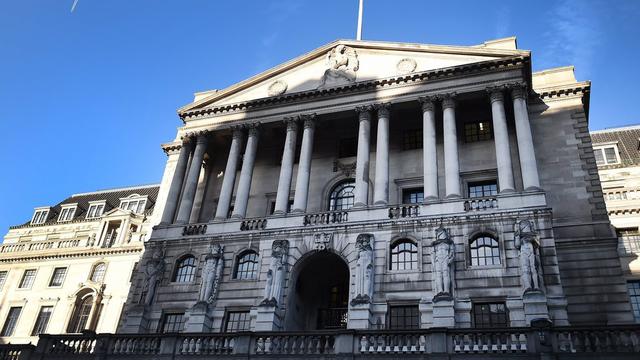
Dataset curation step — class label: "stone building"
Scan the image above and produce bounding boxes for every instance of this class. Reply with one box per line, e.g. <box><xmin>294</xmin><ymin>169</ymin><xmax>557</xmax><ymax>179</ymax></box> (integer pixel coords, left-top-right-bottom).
<box><xmin>0</xmin><ymin>184</ymin><xmax>159</xmax><ymax>344</ymax></box>
<box><xmin>591</xmin><ymin>125</ymin><xmax>640</xmax><ymax>322</ymax></box>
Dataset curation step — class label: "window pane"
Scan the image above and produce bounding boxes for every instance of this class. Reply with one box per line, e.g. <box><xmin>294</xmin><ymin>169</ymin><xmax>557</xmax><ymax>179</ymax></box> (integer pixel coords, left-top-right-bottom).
<box><xmin>69</xmin><ymin>297</ymin><xmax>93</xmax><ymax>333</ymax></box>
<box><xmin>19</xmin><ymin>269</ymin><xmax>37</xmax><ymax>288</ymax></box>
<box><xmin>594</xmin><ymin>149</ymin><xmax>605</xmax><ymax>165</ymax></box>
<box><xmin>174</xmin><ymin>256</ymin><xmax>196</xmax><ymax>282</ymax></box>
<box><xmin>390</xmin><ymin>240</ymin><xmax>418</xmax><ymax>270</ymax></box>
<box><xmin>628</xmin><ymin>281</ymin><xmax>640</xmax><ymax>321</ymax></box>
<box><xmin>136</xmin><ymin>201</ymin><xmax>146</xmax><ymax>214</ymax></box>
<box><xmin>465</xmin><ymin>121</ymin><xmax>493</xmax><ymax>142</ymax></box>
<box><xmin>604</xmin><ymin>147</ymin><xmax>618</xmax><ymax>164</ymax></box>
<box><xmin>49</xmin><ymin>267</ymin><xmax>67</xmax><ymax>287</ymax></box>
<box><xmin>388</xmin><ymin>305</ymin><xmax>419</xmax><ymax>329</ymax></box>
<box><xmin>235</xmin><ymin>252</ymin><xmax>258</xmax><ymax>280</ymax></box>
<box><xmin>0</xmin><ymin>271</ymin><xmax>7</xmax><ymax>291</ymax></box>
<box><xmin>403</xmin><ymin>129</ymin><xmax>423</xmax><ymax>150</ymax></box>
<box><xmin>329</xmin><ymin>180</ymin><xmax>356</xmax><ymax>211</ymax></box>
<box><xmin>473</xmin><ymin>302</ymin><xmax>508</xmax><ymax>328</ymax></box>
<box><xmin>160</xmin><ymin>313</ymin><xmax>185</xmax><ymax>333</ymax></box>
<box><xmin>1</xmin><ymin>307</ymin><xmax>22</xmax><ymax>336</ymax></box>
<box><xmin>225</xmin><ymin>311</ymin><xmax>251</xmax><ymax>332</ymax></box>
<box><xmin>91</xmin><ymin>263</ymin><xmax>106</xmax><ymax>282</ymax></box>
<box><xmin>402</xmin><ymin>188</ymin><xmax>424</xmax><ymax>204</ymax></box>
<box><xmin>469</xmin><ymin>236</ymin><xmax>501</xmax><ymax>266</ymax></box>
<box><xmin>31</xmin><ymin>306</ymin><xmax>53</xmax><ymax>336</ymax></box>
<box><xmin>468</xmin><ymin>181</ymin><xmax>498</xmax><ymax>198</ymax></box>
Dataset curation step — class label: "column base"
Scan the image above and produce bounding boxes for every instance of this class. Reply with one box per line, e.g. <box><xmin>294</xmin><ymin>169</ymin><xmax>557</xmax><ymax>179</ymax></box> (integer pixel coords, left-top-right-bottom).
<box><xmin>499</xmin><ymin>188</ymin><xmax>516</xmax><ymax>194</ymax></box>
<box><xmin>230</xmin><ymin>214</ymin><xmax>245</xmax><ymax>220</ymax></box>
<box><xmin>524</xmin><ymin>186</ymin><xmax>543</xmax><ymax>192</ymax></box>
<box><xmin>353</xmin><ymin>202</ymin><xmax>368</xmax><ymax>208</ymax></box>
<box><xmin>174</xmin><ymin>220</ymin><xmax>188</xmax><ymax>225</ymax></box>
<box><xmin>373</xmin><ymin>200</ymin><xmax>388</xmax><ymax>206</ymax></box>
<box><xmin>423</xmin><ymin>196</ymin><xmax>440</xmax><ymax>203</ymax></box>
<box><xmin>290</xmin><ymin>208</ymin><xmax>305</xmax><ymax>214</ymax></box>
<box><xmin>271</xmin><ymin>210</ymin><xmax>286</xmax><ymax>216</ymax></box>
<box><xmin>445</xmin><ymin>193</ymin><xmax>461</xmax><ymax>199</ymax></box>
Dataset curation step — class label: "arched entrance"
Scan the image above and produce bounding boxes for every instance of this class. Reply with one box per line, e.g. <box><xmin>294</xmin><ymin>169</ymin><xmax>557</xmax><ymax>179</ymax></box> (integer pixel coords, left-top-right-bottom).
<box><xmin>285</xmin><ymin>251</ymin><xmax>349</xmax><ymax>331</ymax></box>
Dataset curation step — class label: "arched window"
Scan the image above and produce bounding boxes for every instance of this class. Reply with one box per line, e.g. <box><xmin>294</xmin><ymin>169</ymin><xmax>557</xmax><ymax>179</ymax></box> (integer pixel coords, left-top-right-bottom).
<box><xmin>469</xmin><ymin>235</ymin><xmax>501</xmax><ymax>266</ymax></box>
<box><xmin>90</xmin><ymin>263</ymin><xmax>106</xmax><ymax>282</ymax></box>
<box><xmin>329</xmin><ymin>179</ymin><xmax>356</xmax><ymax>211</ymax></box>
<box><xmin>67</xmin><ymin>295</ymin><xmax>94</xmax><ymax>333</ymax></box>
<box><xmin>173</xmin><ymin>255</ymin><xmax>196</xmax><ymax>282</ymax></box>
<box><xmin>390</xmin><ymin>239</ymin><xmax>418</xmax><ymax>270</ymax></box>
<box><xmin>234</xmin><ymin>250</ymin><xmax>259</xmax><ymax>280</ymax></box>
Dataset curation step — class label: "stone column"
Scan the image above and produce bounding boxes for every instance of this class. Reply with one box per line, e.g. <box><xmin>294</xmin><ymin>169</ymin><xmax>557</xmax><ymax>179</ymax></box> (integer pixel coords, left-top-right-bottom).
<box><xmin>419</xmin><ymin>96</ymin><xmax>438</xmax><ymax>201</ymax></box>
<box><xmin>292</xmin><ymin>115</ymin><xmax>316</xmax><ymax>213</ymax></box>
<box><xmin>373</xmin><ymin>103</ymin><xmax>390</xmax><ymax>205</ymax></box>
<box><xmin>354</xmin><ymin>106</ymin><xmax>372</xmax><ymax>207</ymax></box>
<box><xmin>214</xmin><ymin>127</ymin><xmax>244</xmax><ymax>220</ymax></box>
<box><xmin>511</xmin><ymin>84</ymin><xmax>541</xmax><ymax>191</ymax></box>
<box><xmin>488</xmin><ymin>87</ymin><xmax>515</xmax><ymax>193</ymax></box>
<box><xmin>189</xmin><ymin>158</ymin><xmax>211</xmax><ymax>223</ymax></box>
<box><xmin>442</xmin><ymin>94</ymin><xmax>461</xmax><ymax>198</ymax></box>
<box><xmin>175</xmin><ymin>134</ymin><xmax>208</xmax><ymax>224</ymax></box>
<box><xmin>273</xmin><ymin>118</ymin><xmax>298</xmax><ymax>214</ymax></box>
<box><xmin>160</xmin><ymin>138</ymin><xmax>193</xmax><ymax>224</ymax></box>
<box><xmin>231</xmin><ymin>124</ymin><xmax>260</xmax><ymax>219</ymax></box>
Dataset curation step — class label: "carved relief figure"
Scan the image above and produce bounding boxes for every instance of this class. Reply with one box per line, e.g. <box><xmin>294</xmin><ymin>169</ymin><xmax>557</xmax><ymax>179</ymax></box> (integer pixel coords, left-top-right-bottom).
<box><xmin>431</xmin><ymin>227</ymin><xmax>455</xmax><ymax>300</ymax></box>
<box><xmin>351</xmin><ymin>233</ymin><xmax>374</xmax><ymax>305</ymax></box>
<box><xmin>514</xmin><ymin>219</ymin><xmax>541</xmax><ymax>292</ymax></box>
<box><xmin>261</xmin><ymin>240</ymin><xmax>289</xmax><ymax>306</ymax></box>
<box><xmin>318</xmin><ymin>45</ymin><xmax>359</xmax><ymax>89</ymax></box>
<box><xmin>199</xmin><ymin>244</ymin><xmax>224</xmax><ymax>304</ymax></box>
<box><xmin>141</xmin><ymin>247</ymin><xmax>165</xmax><ymax>305</ymax></box>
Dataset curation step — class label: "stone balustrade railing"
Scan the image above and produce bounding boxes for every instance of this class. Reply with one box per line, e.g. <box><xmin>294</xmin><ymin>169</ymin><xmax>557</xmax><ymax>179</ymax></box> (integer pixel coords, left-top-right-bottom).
<box><xmin>240</xmin><ymin>218</ymin><xmax>267</xmax><ymax>231</ymax></box>
<box><xmin>255</xmin><ymin>332</ymin><xmax>335</xmax><ymax>355</ymax></box>
<box><xmin>303</xmin><ymin>211</ymin><xmax>349</xmax><ymax>226</ymax></box>
<box><xmin>0</xmin><ymin>238</ymin><xmax>85</xmax><ymax>254</ymax></box>
<box><xmin>464</xmin><ymin>197</ymin><xmax>498</xmax><ymax>211</ymax></box>
<box><xmin>551</xmin><ymin>326</ymin><xmax>640</xmax><ymax>353</ymax></box>
<box><xmin>0</xmin><ymin>344</ymin><xmax>34</xmax><ymax>360</ymax></box>
<box><xmin>177</xmin><ymin>334</ymin><xmax>236</xmax><ymax>355</ymax></box>
<box><xmin>388</xmin><ymin>205</ymin><xmax>419</xmax><ymax>219</ymax></box>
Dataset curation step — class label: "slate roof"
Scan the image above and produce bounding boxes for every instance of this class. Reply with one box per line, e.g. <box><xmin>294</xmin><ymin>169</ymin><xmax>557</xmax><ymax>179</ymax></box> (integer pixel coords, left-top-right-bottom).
<box><xmin>14</xmin><ymin>184</ymin><xmax>160</xmax><ymax>228</ymax></box>
<box><xmin>591</xmin><ymin>125</ymin><xmax>640</xmax><ymax>167</ymax></box>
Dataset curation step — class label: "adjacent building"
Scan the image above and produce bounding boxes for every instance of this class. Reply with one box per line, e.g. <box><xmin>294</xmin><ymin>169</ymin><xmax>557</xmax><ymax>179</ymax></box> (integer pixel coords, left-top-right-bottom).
<box><xmin>0</xmin><ymin>184</ymin><xmax>159</xmax><ymax>344</ymax></box>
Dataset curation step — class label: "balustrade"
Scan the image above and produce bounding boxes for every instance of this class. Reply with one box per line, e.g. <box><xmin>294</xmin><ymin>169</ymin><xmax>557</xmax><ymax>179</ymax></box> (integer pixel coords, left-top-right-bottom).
<box><xmin>451</xmin><ymin>330</ymin><xmax>528</xmax><ymax>353</ymax></box>
<box><xmin>240</xmin><ymin>218</ymin><xmax>267</xmax><ymax>231</ymax></box>
<box><xmin>304</xmin><ymin>211</ymin><xmax>348</xmax><ymax>226</ymax></box>
<box><xmin>553</xmin><ymin>327</ymin><xmax>640</xmax><ymax>353</ymax></box>
<box><xmin>359</xmin><ymin>332</ymin><xmax>428</xmax><ymax>354</ymax></box>
<box><xmin>109</xmin><ymin>335</ymin><xmax>160</xmax><ymax>355</ymax></box>
<box><xmin>178</xmin><ymin>335</ymin><xmax>235</xmax><ymax>355</ymax></box>
<box><xmin>254</xmin><ymin>333</ymin><xmax>335</xmax><ymax>355</ymax></box>
<box><xmin>182</xmin><ymin>224</ymin><xmax>207</xmax><ymax>236</ymax></box>
<box><xmin>388</xmin><ymin>205</ymin><xmax>419</xmax><ymax>219</ymax></box>
<box><xmin>0</xmin><ymin>238</ymin><xmax>83</xmax><ymax>254</ymax></box>
<box><xmin>464</xmin><ymin>197</ymin><xmax>498</xmax><ymax>211</ymax></box>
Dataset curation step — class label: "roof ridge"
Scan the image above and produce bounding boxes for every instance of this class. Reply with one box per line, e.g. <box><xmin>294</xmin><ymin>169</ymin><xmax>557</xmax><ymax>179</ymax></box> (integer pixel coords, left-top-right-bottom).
<box><xmin>591</xmin><ymin>124</ymin><xmax>640</xmax><ymax>133</ymax></box>
<box><xmin>71</xmin><ymin>183</ymin><xmax>160</xmax><ymax>197</ymax></box>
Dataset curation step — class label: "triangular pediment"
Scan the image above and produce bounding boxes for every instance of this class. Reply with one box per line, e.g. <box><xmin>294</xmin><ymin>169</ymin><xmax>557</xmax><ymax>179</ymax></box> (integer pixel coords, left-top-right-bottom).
<box><xmin>179</xmin><ymin>37</ymin><xmax>528</xmax><ymax>114</ymax></box>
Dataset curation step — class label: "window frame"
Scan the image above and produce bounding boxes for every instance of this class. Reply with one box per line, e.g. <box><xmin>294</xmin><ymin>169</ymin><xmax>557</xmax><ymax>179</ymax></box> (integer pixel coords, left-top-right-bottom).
<box><xmin>89</xmin><ymin>263</ymin><xmax>107</xmax><ymax>283</ymax></box>
<box><xmin>57</xmin><ymin>205</ymin><xmax>77</xmax><ymax>223</ymax></box>
<box><xmin>1</xmin><ymin>306</ymin><xmax>23</xmax><ymax>337</ymax></box>
<box><xmin>158</xmin><ymin>312</ymin><xmax>185</xmax><ymax>333</ymax></box>
<box><xmin>0</xmin><ymin>271</ymin><xmax>7</xmax><ymax>291</ymax></box>
<box><xmin>31</xmin><ymin>306</ymin><xmax>54</xmax><ymax>336</ymax></box>
<box><xmin>468</xmin><ymin>235</ymin><xmax>501</xmax><ymax>267</ymax></box>
<box><xmin>628</xmin><ymin>280</ymin><xmax>640</xmax><ymax>322</ymax></box>
<box><xmin>223</xmin><ymin>310</ymin><xmax>252</xmax><ymax>332</ymax></box>
<box><xmin>31</xmin><ymin>208</ymin><xmax>50</xmax><ymax>225</ymax></box>
<box><xmin>389</xmin><ymin>238</ymin><xmax>419</xmax><ymax>271</ymax></box>
<box><xmin>18</xmin><ymin>269</ymin><xmax>37</xmax><ymax>289</ymax></box>
<box><xmin>49</xmin><ymin>267</ymin><xmax>68</xmax><ymax>287</ymax></box>
<box><xmin>463</xmin><ymin>120</ymin><xmax>493</xmax><ymax>143</ymax></box>
<box><xmin>67</xmin><ymin>295</ymin><xmax>94</xmax><ymax>334</ymax></box>
<box><xmin>472</xmin><ymin>302</ymin><xmax>509</xmax><ymax>328</ymax></box>
<box><xmin>402</xmin><ymin>129</ymin><xmax>423</xmax><ymax>151</ymax></box>
<box><xmin>467</xmin><ymin>180</ymin><xmax>498</xmax><ymax>199</ymax></box>
<box><xmin>233</xmin><ymin>250</ymin><xmax>259</xmax><ymax>280</ymax></box>
<box><xmin>119</xmin><ymin>195</ymin><xmax>148</xmax><ymax>214</ymax></box>
<box><xmin>86</xmin><ymin>201</ymin><xmax>106</xmax><ymax>219</ymax></box>
<box><xmin>328</xmin><ymin>179</ymin><xmax>356</xmax><ymax>211</ymax></box>
<box><xmin>387</xmin><ymin>304</ymin><xmax>420</xmax><ymax>330</ymax></box>
<box><xmin>172</xmin><ymin>255</ymin><xmax>197</xmax><ymax>283</ymax></box>
<box><xmin>402</xmin><ymin>187</ymin><xmax>424</xmax><ymax>205</ymax></box>
<box><xmin>593</xmin><ymin>144</ymin><xmax>621</xmax><ymax>166</ymax></box>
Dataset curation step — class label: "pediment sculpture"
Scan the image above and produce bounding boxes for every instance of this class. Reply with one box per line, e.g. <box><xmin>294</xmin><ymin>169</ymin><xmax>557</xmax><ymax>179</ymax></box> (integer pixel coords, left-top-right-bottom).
<box><xmin>318</xmin><ymin>45</ymin><xmax>359</xmax><ymax>89</ymax></box>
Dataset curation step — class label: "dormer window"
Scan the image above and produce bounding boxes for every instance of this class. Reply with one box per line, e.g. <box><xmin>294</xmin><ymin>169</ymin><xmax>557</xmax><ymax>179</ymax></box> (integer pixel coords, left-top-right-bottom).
<box><xmin>86</xmin><ymin>202</ymin><xmax>106</xmax><ymax>219</ymax></box>
<box><xmin>594</xmin><ymin>144</ymin><xmax>621</xmax><ymax>166</ymax></box>
<box><xmin>31</xmin><ymin>208</ymin><xmax>49</xmax><ymax>225</ymax></box>
<box><xmin>58</xmin><ymin>205</ymin><xmax>77</xmax><ymax>222</ymax></box>
<box><xmin>119</xmin><ymin>195</ymin><xmax>147</xmax><ymax>214</ymax></box>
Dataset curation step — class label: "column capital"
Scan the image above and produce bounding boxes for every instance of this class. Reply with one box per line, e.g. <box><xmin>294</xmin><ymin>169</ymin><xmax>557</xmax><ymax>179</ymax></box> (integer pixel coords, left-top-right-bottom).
<box><xmin>283</xmin><ymin>117</ymin><xmax>298</xmax><ymax>132</ymax></box>
<box><xmin>231</xmin><ymin>125</ymin><xmax>245</xmax><ymax>140</ymax></box>
<box><xmin>509</xmin><ymin>82</ymin><xmax>529</xmax><ymax>100</ymax></box>
<box><xmin>245</xmin><ymin>123</ymin><xmax>261</xmax><ymax>137</ymax></box>
<box><xmin>418</xmin><ymin>96</ymin><xmax>438</xmax><ymax>112</ymax></box>
<box><xmin>487</xmin><ymin>86</ymin><xmax>505</xmax><ymax>104</ymax></box>
<box><xmin>195</xmin><ymin>132</ymin><xmax>209</xmax><ymax>145</ymax></box>
<box><xmin>300</xmin><ymin>114</ymin><xmax>316</xmax><ymax>129</ymax></box>
<box><xmin>374</xmin><ymin>103</ymin><xmax>391</xmax><ymax>117</ymax></box>
<box><xmin>440</xmin><ymin>92</ymin><xmax>457</xmax><ymax>109</ymax></box>
<box><xmin>355</xmin><ymin>105</ymin><xmax>374</xmax><ymax>113</ymax></box>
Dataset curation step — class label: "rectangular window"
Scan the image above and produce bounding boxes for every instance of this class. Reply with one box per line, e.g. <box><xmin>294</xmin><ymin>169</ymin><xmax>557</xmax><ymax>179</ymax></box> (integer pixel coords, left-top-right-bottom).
<box><xmin>473</xmin><ymin>303</ymin><xmax>508</xmax><ymax>328</ymax></box>
<box><xmin>159</xmin><ymin>313</ymin><xmax>185</xmax><ymax>333</ymax></box>
<box><xmin>0</xmin><ymin>271</ymin><xmax>7</xmax><ymax>291</ymax></box>
<box><xmin>403</xmin><ymin>129</ymin><xmax>423</xmax><ymax>150</ymax></box>
<box><xmin>224</xmin><ymin>311</ymin><xmax>251</xmax><ymax>332</ymax></box>
<box><xmin>58</xmin><ymin>207</ymin><xmax>76</xmax><ymax>222</ymax></box>
<box><xmin>31</xmin><ymin>306</ymin><xmax>53</xmax><ymax>336</ymax></box>
<box><xmin>120</xmin><ymin>199</ymin><xmax>146</xmax><ymax>214</ymax></box>
<box><xmin>338</xmin><ymin>138</ymin><xmax>357</xmax><ymax>158</ymax></box>
<box><xmin>31</xmin><ymin>210</ymin><xmax>49</xmax><ymax>225</ymax></box>
<box><xmin>402</xmin><ymin>188</ymin><xmax>424</xmax><ymax>204</ymax></box>
<box><xmin>19</xmin><ymin>269</ymin><xmax>37</xmax><ymax>289</ymax></box>
<box><xmin>628</xmin><ymin>281</ymin><xmax>640</xmax><ymax>321</ymax></box>
<box><xmin>464</xmin><ymin>121</ymin><xmax>492</xmax><ymax>143</ymax></box>
<box><xmin>387</xmin><ymin>305</ymin><xmax>419</xmax><ymax>329</ymax></box>
<box><xmin>1</xmin><ymin>307</ymin><xmax>22</xmax><ymax>336</ymax></box>
<box><xmin>468</xmin><ymin>181</ymin><xmax>498</xmax><ymax>198</ymax></box>
<box><xmin>86</xmin><ymin>204</ymin><xmax>105</xmax><ymax>219</ymax></box>
<box><xmin>594</xmin><ymin>145</ymin><xmax>620</xmax><ymax>166</ymax></box>
<box><xmin>49</xmin><ymin>267</ymin><xmax>67</xmax><ymax>287</ymax></box>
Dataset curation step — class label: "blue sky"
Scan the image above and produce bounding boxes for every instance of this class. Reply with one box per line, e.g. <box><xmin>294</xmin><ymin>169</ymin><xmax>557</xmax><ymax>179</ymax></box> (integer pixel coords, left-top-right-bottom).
<box><xmin>0</xmin><ymin>0</ymin><xmax>639</xmax><ymax>234</ymax></box>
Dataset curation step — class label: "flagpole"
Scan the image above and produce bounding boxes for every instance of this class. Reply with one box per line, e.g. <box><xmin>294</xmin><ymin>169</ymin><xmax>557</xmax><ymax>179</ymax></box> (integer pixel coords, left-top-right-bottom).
<box><xmin>356</xmin><ymin>0</ymin><xmax>363</xmax><ymax>40</ymax></box>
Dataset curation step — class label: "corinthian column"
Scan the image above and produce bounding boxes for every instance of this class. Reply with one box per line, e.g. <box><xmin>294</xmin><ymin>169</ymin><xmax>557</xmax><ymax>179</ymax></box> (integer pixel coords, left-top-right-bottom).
<box><xmin>231</xmin><ymin>124</ymin><xmax>260</xmax><ymax>219</ymax></box>
<box><xmin>214</xmin><ymin>127</ymin><xmax>244</xmax><ymax>220</ymax></box>
<box><xmin>442</xmin><ymin>94</ymin><xmax>461</xmax><ymax>198</ymax></box>
<box><xmin>488</xmin><ymin>87</ymin><xmax>515</xmax><ymax>193</ymax></box>
<box><xmin>354</xmin><ymin>106</ymin><xmax>372</xmax><ymax>207</ymax></box>
<box><xmin>373</xmin><ymin>103</ymin><xmax>390</xmax><ymax>205</ymax></box>
<box><xmin>419</xmin><ymin>96</ymin><xmax>438</xmax><ymax>201</ymax></box>
<box><xmin>511</xmin><ymin>84</ymin><xmax>541</xmax><ymax>191</ymax></box>
<box><xmin>273</xmin><ymin>118</ymin><xmax>298</xmax><ymax>214</ymax></box>
<box><xmin>292</xmin><ymin>115</ymin><xmax>316</xmax><ymax>213</ymax></box>
<box><xmin>176</xmin><ymin>133</ymin><xmax>208</xmax><ymax>224</ymax></box>
<box><xmin>160</xmin><ymin>137</ymin><xmax>193</xmax><ymax>224</ymax></box>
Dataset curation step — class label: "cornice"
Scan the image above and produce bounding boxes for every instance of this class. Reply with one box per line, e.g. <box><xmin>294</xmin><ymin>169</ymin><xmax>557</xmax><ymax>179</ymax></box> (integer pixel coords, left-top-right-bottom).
<box><xmin>0</xmin><ymin>246</ymin><xmax>143</xmax><ymax>264</ymax></box>
<box><xmin>533</xmin><ymin>81</ymin><xmax>591</xmax><ymax>101</ymax></box>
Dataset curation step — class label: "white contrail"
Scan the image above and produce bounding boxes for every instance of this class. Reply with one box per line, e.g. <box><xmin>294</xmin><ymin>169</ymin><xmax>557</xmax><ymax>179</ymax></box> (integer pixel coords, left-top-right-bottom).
<box><xmin>356</xmin><ymin>0</ymin><xmax>363</xmax><ymax>40</ymax></box>
<box><xmin>71</xmin><ymin>0</ymin><xmax>79</xmax><ymax>13</ymax></box>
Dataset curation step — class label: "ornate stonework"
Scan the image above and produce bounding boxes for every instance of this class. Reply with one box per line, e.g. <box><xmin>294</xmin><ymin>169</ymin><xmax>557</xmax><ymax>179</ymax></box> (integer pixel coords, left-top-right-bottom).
<box><xmin>396</xmin><ymin>58</ymin><xmax>417</xmax><ymax>74</ymax></box>
<box><xmin>267</xmin><ymin>80</ymin><xmax>288</xmax><ymax>97</ymax></box>
<box><xmin>318</xmin><ymin>45</ymin><xmax>359</xmax><ymax>89</ymax></box>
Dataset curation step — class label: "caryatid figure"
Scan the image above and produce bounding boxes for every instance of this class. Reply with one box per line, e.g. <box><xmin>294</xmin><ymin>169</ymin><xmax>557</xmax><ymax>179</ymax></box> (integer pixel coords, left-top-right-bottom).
<box><xmin>351</xmin><ymin>234</ymin><xmax>374</xmax><ymax>305</ymax></box>
<box><xmin>198</xmin><ymin>244</ymin><xmax>224</xmax><ymax>304</ymax></box>
<box><xmin>141</xmin><ymin>247</ymin><xmax>165</xmax><ymax>305</ymax></box>
<box><xmin>431</xmin><ymin>227</ymin><xmax>455</xmax><ymax>300</ymax></box>
<box><xmin>514</xmin><ymin>219</ymin><xmax>541</xmax><ymax>293</ymax></box>
<box><xmin>261</xmin><ymin>240</ymin><xmax>289</xmax><ymax>306</ymax></box>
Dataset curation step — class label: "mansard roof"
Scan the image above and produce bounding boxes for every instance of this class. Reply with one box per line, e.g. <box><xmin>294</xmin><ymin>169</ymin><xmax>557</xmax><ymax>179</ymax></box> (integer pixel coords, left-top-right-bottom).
<box><xmin>591</xmin><ymin>125</ymin><xmax>640</xmax><ymax>166</ymax></box>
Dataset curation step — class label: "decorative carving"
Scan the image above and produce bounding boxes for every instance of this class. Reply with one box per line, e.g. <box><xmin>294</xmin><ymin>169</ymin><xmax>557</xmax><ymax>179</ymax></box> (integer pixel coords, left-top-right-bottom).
<box><xmin>246</xmin><ymin>123</ymin><xmax>261</xmax><ymax>137</ymax></box>
<box><xmin>314</xmin><ymin>232</ymin><xmax>333</xmax><ymax>251</ymax></box>
<box><xmin>333</xmin><ymin>160</ymin><xmax>357</xmax><ymax>177</ymax></box>
<box><xmin>510</xmin><ymin>82</ymin><xmax>528</xmax><ymax>100</ymax></box>
<box><xmin>487</xmin><ymin>86</ymin><xmax>505</xmax><ymax>103</ymax></box>
<box><xmin>198</xmin><ymin>244</ymin><xmax>224</xmax><ymax>304</ymax></box>
<box><xmin>397</xmin><ymin>58</ymin><xmax>417</xmax><ymax>74</ymax></box>
<box><xmin>183</xmin><ymin>224</ymin><xmax>207</xmax><ymax>236</ymax></box>
<box><xmin>267</xmin><ymin>80</ymin><xmax>288</xmax><ymax>96</ymax></box>
<box><xmin>351</xmin><ymin>233</ymin><xmax>374</xmax><ymax>305</ymax></box>
<box><xmin>514</xmin><ymin>219</ymin><xmax>541</xmax><ymax>293</ymax></box>
<box><xmin>374</xmin><ymin>103</ymin><xmax>391</xmax><ymax>118</ymax></box>
<box><xmin>283</xmin><ymin>117</ymin><xmax>298</xmax><ymax>132</ymax></box>
<box><xmin>231</xmin><ymin>125</ymin><xmax>245</xmax><ymax>140</ymax></box>
<box><xmin>431</xmin><ymin>226</ymin><xmax>455</xmax><ymax>301</ymax></box>
<box><xmin>440</xmin><ymin>93</ymin><xmax>457</xmax><ymax>109</ymax></box>
<box><xmin>318</xmin><ymin>45</ymin><xmax>359</xmax><ymax>89</ymax></box>
<box><xmin>418</xmin><ymin>96</ymin><xmax>437</xmax><ymax>112</ymax></box>
<box><xmin>261</xmin><ymin>240</ymin><xmax>289</xmax><ymax>306</ymax></box>
<box><xmin>141</xmin><ymin>247</ymin><xmax>165</xmax><ymax>306</ymax></box>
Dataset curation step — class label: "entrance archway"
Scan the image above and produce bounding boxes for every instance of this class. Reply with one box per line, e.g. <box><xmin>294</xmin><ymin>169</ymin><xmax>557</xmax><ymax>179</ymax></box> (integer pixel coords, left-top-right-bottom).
<box><xmin>285</xmin><ymin>251</ymin><xmax>349</xmax><ymax>331</ymax></box>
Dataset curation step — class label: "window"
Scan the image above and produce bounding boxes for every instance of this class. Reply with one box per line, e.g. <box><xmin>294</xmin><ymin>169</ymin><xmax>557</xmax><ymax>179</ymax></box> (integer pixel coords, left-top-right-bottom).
<box><xmin>403</xmin><ymin>129</ymin><xmax>423</xmax><ymax>150</ymax></box>
<box><xmin>173</xmin><ymin>256</ymin><xmax>196</xmax><ymax>283</ymax></box>
<box><xmin>0</xmin><ymin>271</ymin><xmax>7</xmax><ymax>291</ymax></box>
<box><xmin>464</xmin><ymin>121</ymin><xmax>492</xmax><ymax>142</ymax></box>
<box><xmin>469</xmin><ymin>236</ymin><xmax>501</xmax><ymax>266</ymax></box>
<box><xmin>234</xmin><ymin>251</ymin><xmax>259</xmax><ymax>280</ymax></box>
<box><xmin>19</xmin><ymin>269</ymin><xmax>37</xmax><ymax>289</ymax></box>
<box><xmin>31</xmin><ymin>209</ymin><xmax>49</xmax><ymax>225</ymax></box>
<box><xmin>594</xmin><ymin>145</ymin><xmax>620</xmax><ymax>166</ymax></box>
<box><xmin>68</xmin><ymin>296</ymin><xmax>93</xmax><ymax>333</ymax></box>
<box><xmin>31</xmin><ymin>306</ymin><xmax>53</xmax><ymax>336</ymax></box>
<box><xmin>388</xmin><ymin>305</ymin><xmax>419</xmax><ymax>329</ymax></box>
<box><xmin>390</xmin><ymin>239</ymin><xmax>418</xmax><ymax>270</ymax></box>
<box><xmin>402</xmin><ymin>188</ymin><xmax>424</xmax><ymax>204</ymax></box>
<box><xmin>473</xmin><ymin>303</ymin><xmax>508</xmax><ymax>328</ymax></box>
<box><xmin>120</xmin><ymin>198</ymin><xmax>147</xmax><ymax>214</ymax></box>
<box><xmin>90</xmin><ymin>263</ymin><xmax>106</xmax><ymax>282</ymax></box>
<box><xmin>329</xmin><ymin>179</ymin><xmax>356</xmax><ymax>211</ymax></box>
<box><xmin>159</xmin><ymin>313</ymin><xmax>185</xmax><ymax>333</ymax></box>
<box><xmin>49</xmin><ymin>267</ymin><xmax>67</xmax><ymax>287</ymax></box>
<box><xmin>58</xmin><ymin>206</ymin><xmax>76</xmax><ymax>222</ymax></box>
<box><xmin>468</xmin><ymin>181</ymin><xmax>498</xmax><ymax>198</ymax></box>
<box><xmin>1</xmin><ymin>307</ymin><xmax>22</xmax><ymax>336</ymax></box>
<box><xmin>224</xmin><ymin>311</ymin><xmax>251</xmax><ymax>332</ymax></box>
<box><xmin>86</xmin><ymin>203</ymin><xmax>105</xmax><ymax>219</ymax></box>
<box><xmin>338</xmin><ymin>138</ymin><xmax>357</xmax><ymax>158</ymax></box>
<box><xmin>628</xmin><ymin>281</ymin><xmax>640</xmax><ymax>321</ymax></box>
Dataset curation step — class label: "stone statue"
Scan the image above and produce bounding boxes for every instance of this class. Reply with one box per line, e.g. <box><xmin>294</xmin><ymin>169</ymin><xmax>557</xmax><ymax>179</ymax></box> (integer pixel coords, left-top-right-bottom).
<box><xmin>198</xmin><ymin>244</ymin><xmax>224</xmax><ymax>304</ymax></box>
<box><xmin>141</xmin><ymin>247</ymin><xmax>165</xmax><ymax>305</ymax></box>
<box><xmin>431</xmin><ymin>227</ymin><xmax>455</xmax><ymax>300</ymax></box>
<box><xmin>351</xmin><ymin>233</ymin><xmax>374</xmax><ymax>305</ymax></box>
<box><xmin>514</xmin><ymin>219</ymin><xmax>541</xmax><ymax>293</ymax></box>
<box><xmin>318</xmin><ymin>45</ymin><xmax>359</xmax><ymax>89</ymax></box>
<box><xmin>261</xmin><ymin>240</ymin><xmax>289</xmax><ymax>306</ymax></box>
